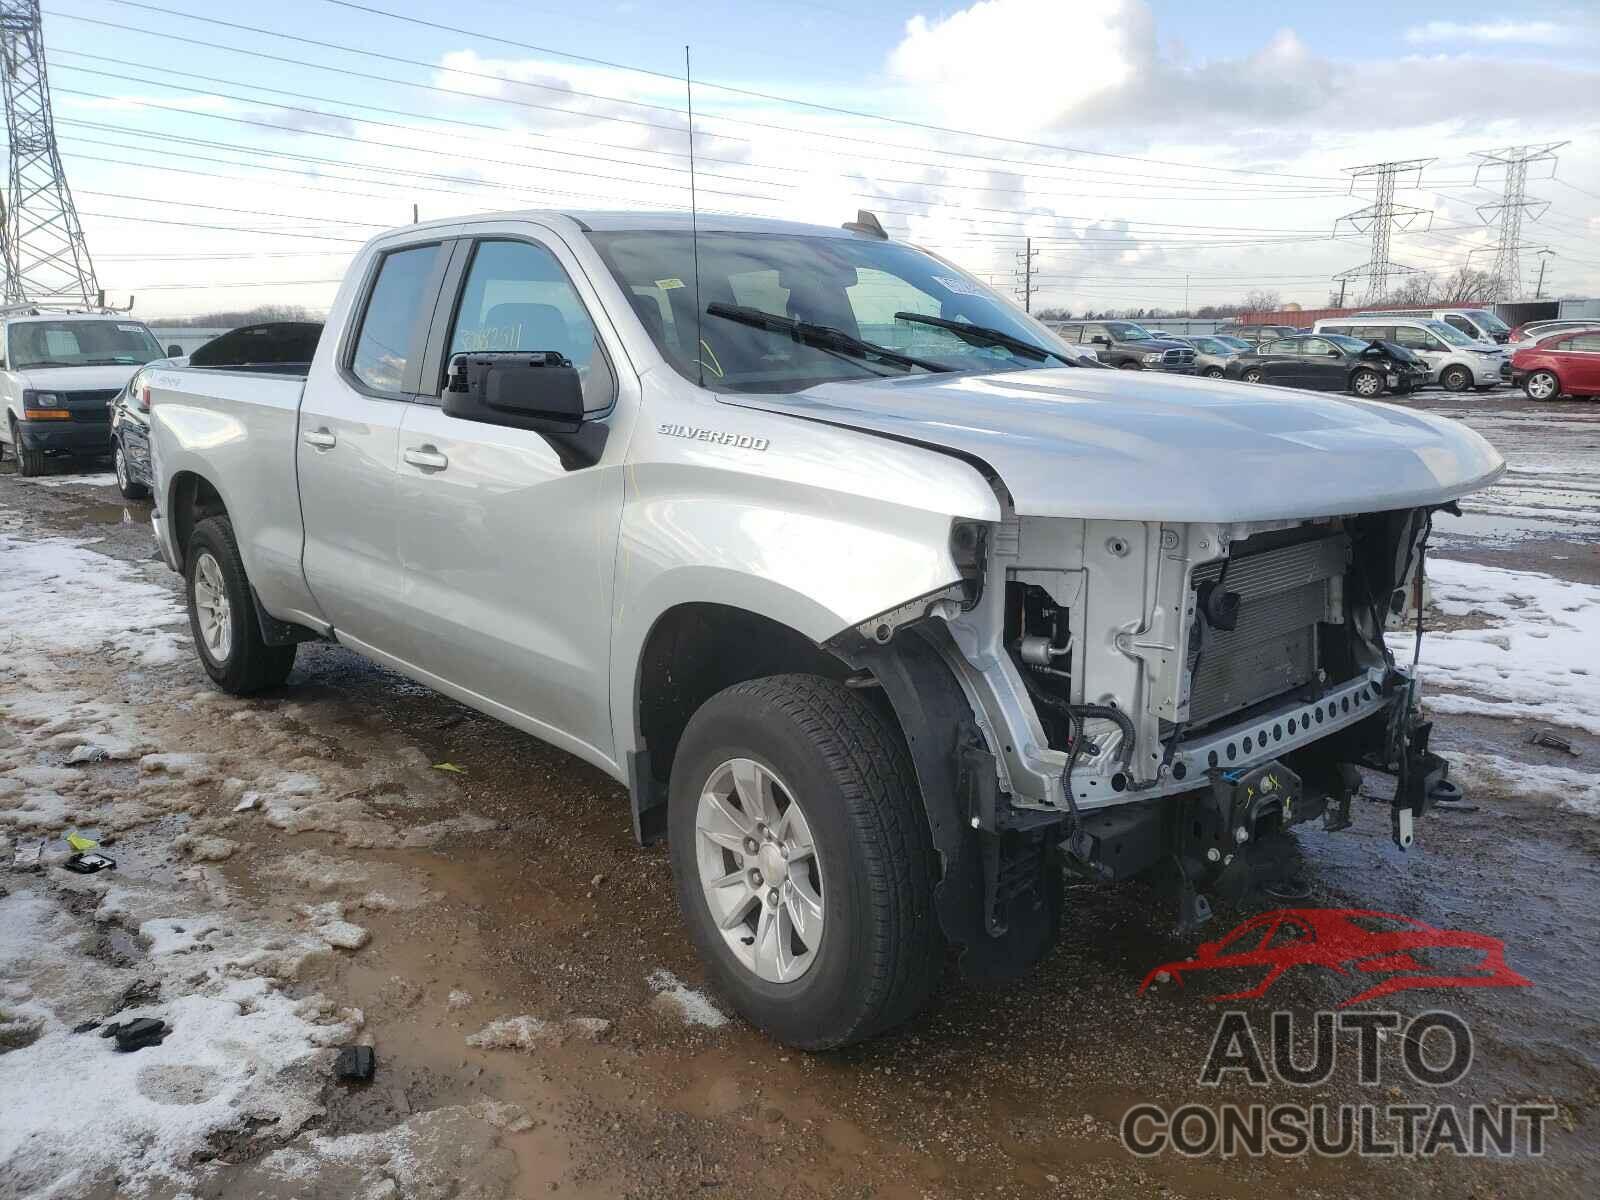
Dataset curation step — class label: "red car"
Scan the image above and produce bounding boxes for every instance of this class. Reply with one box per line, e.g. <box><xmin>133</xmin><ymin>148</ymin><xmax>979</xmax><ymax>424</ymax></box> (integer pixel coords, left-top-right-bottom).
<box><xmin>1139</xmin><ymin>908</ymin><xmax>1531</xmax><ymax>1007</ymax></box>
<box><xmin>1512</xmin><ymin>327</ymin><xmax>1600</xmax><ymax>400</ymax></box>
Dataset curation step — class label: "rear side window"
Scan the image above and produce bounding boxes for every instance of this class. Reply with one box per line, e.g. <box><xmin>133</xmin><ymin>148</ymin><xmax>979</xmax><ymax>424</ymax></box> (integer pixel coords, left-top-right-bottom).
<box><xmin>1571</xmin><ymin>334</ymin><xmax>1600</xmax><ymax>352</ymax></box>
<box><xmin>350</xmin><ymin>243</ymin><xmax>442</xmax><ymax>394</ymax></box>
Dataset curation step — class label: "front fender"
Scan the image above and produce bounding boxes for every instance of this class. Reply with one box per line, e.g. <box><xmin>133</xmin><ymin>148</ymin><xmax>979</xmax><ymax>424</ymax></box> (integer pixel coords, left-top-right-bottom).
<box><xmin>609</xmin><ymin>457</ymin><xmax>999</xmax><ymax>759</ymax></box>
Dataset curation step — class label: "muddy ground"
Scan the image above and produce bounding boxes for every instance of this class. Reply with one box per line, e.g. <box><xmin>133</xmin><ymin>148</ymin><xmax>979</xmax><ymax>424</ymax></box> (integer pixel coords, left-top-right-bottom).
<box><xmin>2</xmin><ymin>391</ymin><xmax>1598</xmax><ymax>1199</ymax></box>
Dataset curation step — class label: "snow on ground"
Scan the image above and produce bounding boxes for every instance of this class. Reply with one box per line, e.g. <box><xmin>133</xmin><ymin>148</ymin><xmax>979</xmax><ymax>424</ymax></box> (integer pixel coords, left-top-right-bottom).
<box><xmin>1449</xmin><ymin>752</ymin><xmax>1600</xmax><ymax>819</ymax></box>
<box><xmin>1394</xmin><ymin>558</ymin><xmax>1600</xmax><ymax>734</ymax></box>
<box><xmin>0</xmin><ymin>531</ymin><xmax>508</xmax><ymax>1196</ymax></box>
<box><xmin>646</xmin><ymin>968</ymin><xmax>729</xmax><ymax>1028</ymax></box>
<box><xmin>12</xmin><ymin>473</ymin><xmax>118</xmax><ymax>489</ymax></box>
<box><xmin>0</xmin><ymin>532</ymin><xmax>187</xmax><ymax>668</ymax></box>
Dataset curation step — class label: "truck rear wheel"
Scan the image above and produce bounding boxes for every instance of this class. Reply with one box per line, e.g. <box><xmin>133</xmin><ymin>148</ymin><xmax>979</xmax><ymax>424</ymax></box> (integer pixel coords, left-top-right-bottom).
<box><xmin>184</xmin><ymin>515</ymin><xmax>296</xmax><ymax>694</ymax></box>
<box><xmin>668</xmin><ymin>674</ymin><xmax>940</xmax><ymax>1049</ymax></box>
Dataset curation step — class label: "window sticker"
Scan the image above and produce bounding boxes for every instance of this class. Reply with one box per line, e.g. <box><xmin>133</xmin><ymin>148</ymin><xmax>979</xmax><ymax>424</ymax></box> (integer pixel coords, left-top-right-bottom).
<box><xmin>932</xmin><ymin>274</ymin><xmax>984</xmax><ymax>297</ymax></box>
<box><xmin>654</xmin><ymin>277</ymin><xmax>686</xmax><ymax>291</ymax></box>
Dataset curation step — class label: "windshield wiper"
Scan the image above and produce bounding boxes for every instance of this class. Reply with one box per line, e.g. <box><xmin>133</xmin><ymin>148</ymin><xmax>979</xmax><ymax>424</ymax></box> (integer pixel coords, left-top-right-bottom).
<box><xmin>19</xmin><ymin>360</ymin><xmax>75</xmax><ymax>368</ymax></box>
<box><xmin>891</xmin><ymin>312</ymin><xmax>1079</xmax><ymax>366</ymax></box>
<box><xmin>707</xmin><ymin>302</ymin><xmax>948</xmax><ymax>375</ymax></box>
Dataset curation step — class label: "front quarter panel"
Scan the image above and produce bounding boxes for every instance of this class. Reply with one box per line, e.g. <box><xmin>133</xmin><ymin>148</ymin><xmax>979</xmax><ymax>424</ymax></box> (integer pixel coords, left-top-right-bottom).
<box><xmin>610</xmin><ymin>373</ymin><xmax>1001</xmax><ymax>757</ymax></box>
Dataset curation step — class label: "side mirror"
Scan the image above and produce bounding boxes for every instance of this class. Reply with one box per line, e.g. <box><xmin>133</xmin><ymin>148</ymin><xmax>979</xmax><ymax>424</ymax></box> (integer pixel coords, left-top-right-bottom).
<box><xmin>1090</xmin><ymin>335</ymin><xmax>1109</xmax><ymax>346</ymax></box>
<box><xmin>1328</xmin><ymin>349</ymin><xmax>1342</xmax><ymax>358</ymax></box>
<box><xmin>445</xmin><ymin>351</ymin><xmax>585</xmax><ymax>433</ymax></box>
<box><xmin>166</xmin><ymin>344</ymin><xmax>183</xmax><ymax>358</ymax></box>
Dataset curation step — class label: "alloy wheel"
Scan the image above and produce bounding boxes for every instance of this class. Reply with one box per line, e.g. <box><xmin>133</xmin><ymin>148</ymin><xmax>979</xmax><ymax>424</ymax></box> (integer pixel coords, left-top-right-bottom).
<box><xmin>1526</xmin><ymin>372</ymin><xmax>1558</xmax><ymax>401</ymax></box>
<box><xmin>192</xmin><ymin>551</ymin><xmax>233</xmax><ymax>663</ymax></box>
<box><xmin>694</xmin><ymin>757</ymin><xmax>825</xmax><ymax>984</ymax></box>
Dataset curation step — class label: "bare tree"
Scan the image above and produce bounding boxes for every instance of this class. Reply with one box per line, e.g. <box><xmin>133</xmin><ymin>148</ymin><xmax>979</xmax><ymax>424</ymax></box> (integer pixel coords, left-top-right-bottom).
<box><xmin>1242</xmin><ymin>289</ymin><xmax>1281</xmax><ymax>314</ymax></box>
<box><xmin>1382</xmin><ymin>272</ymin><xmax>1438</xmax><ymax>306</ymax></box>
<box><xmin>1435</xmin><ymin>266</ymin><xmax>1494</xmax><ymax>304</ymax></box>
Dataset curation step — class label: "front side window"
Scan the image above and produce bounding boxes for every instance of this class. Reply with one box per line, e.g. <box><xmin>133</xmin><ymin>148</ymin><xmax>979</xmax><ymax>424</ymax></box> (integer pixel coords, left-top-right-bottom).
<box><xmin>1108</xmin><ymin>322</ymin><xmax>1153</xmax><ymax>341</ymax></box>
<box><xmin>1324</xmin><ymin>335</ymin><xmax>1368</xmax><ymax>353</ymax></box>
<box><xmin>1443</xmin><ymin>314</ymin><xmax>1477</xmax><ymax>337</ymax></box>
<box><xmin>1465</xmin><ymin>309</ymin><xmax>1509</xmax><ymax>335</ymax></box>
<box><xmin>587</xmin><ymin>230</ymin><xmax>1072</xmax><ymax>395</ymax></box>
<box><xmin>1425</xmin><ymin>320</ymin><xmax>1475</xmax><ymax>348</ymax></box>
<box><xmin>1302</xmin><ymin>337</ymin><xmax>1335</xmax><ymax>356</ymax></box>
<box><xmin>350</xmin><ymin>243</ymin><xmax>441</xmax><ymax>394</ymax></box>
<box><xmin>446</xmin><ymin>239</ymin><xmax>613</xmax><ymax>413</ymax></box>
<box><xmin>7</xmin><ymin>320</ymin><xmax>163</xmax><ymax>369</ymax></box>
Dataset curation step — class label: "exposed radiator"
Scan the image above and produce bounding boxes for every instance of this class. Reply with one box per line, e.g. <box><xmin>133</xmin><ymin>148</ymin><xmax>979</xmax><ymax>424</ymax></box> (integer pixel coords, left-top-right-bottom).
<box><xmin>1186</xmin><ymin>533</ymin><xmax>1349</xmax><ymax>726</ymax></box>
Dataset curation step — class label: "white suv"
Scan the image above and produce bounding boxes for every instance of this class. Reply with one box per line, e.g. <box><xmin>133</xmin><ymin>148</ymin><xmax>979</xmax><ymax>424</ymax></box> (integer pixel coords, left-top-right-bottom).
<box><xmin>0</xmin><ymin>309</ymin><xmax>173</xmax><ymax>476</ymax></box>
<box><xmin>1314</xmin><ymin>316</ymin><xmax>1511</xmax><ymax>393</ymax></box>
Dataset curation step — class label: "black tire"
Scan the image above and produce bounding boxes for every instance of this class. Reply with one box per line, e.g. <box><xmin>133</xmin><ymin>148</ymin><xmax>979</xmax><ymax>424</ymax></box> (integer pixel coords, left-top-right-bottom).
<box><xmin>184</xmin><ymin>515</ymin><xmax>296</xmax><ymax>694</ymax></box>
<box><xmin>668</xmin><ymin>674</ymin><xmax>940</xmax><ymax>1049</ymax></box>
<box><xmin>114</xmin><ymin>438</ymin><xmax>149</xmax><ymax>501</ymax></box>
<box><xmin>11</xmin><ymin>417</ymin><xmax>47</xmax><ymax>477</ymax></box>
<box><xmin>1203</xmin><ymin>366</ymin><xmax>1224</xmax><ymax>378</ymax></box>
<box><xmin>1351</xmin><ymin>368</ymin><xmax>1384</xmax><ymax>398</ymax></box>
<box><xmin>1242</xmin><ymin>367</ymin><xmax>1264</xmax><ymax>384</ymax></box>
<box><xmin>1523</xmin><ymin>370</ymin><xmax>1561</xmax><ymax>402</ymax></box>
<box><xmin>1116</xmin><ymin>360</ymin><xmax>1141</xmax><ymax>370</ymax></box>
<box><xmin>1440</xmin><ymin>365</ymin><xmax>1472</xmax><ymax>393</ymax></box>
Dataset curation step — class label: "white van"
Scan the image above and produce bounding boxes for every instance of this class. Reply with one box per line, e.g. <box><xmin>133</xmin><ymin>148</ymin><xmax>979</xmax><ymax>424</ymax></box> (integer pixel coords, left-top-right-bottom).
<box><xmin>1313</xmin><ymin>316</ymin><xmax>1512</xmax><ymax>393</ymax></box>
<box><xmin>0</xmin><ymin>308</ymin><xmax>173</xmax><ymax>476</ymax></box>
<box><xmin>1348</xmin><ymin>308</ymin><xmax>1510</xmax><ymax>345</ymax></box>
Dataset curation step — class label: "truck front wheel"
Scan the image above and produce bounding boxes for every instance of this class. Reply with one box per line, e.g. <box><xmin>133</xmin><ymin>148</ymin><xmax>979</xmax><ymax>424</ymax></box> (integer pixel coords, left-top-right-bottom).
<box><xmin>668</xmin><ymin>674</ymin><xmax>940</xmax><ymax>1049</ymax></box>
<box><xmin>184</xmin><ymin>515</ymin><xmax>296</xmax><ymax>694</ymax></box>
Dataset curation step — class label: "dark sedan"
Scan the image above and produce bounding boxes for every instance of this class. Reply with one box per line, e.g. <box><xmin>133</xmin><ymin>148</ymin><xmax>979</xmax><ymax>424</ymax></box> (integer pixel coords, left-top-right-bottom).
<box><xmin>1224</xmin><ymin>334</ymin><xmax>1429</xmax><ymax>397</ymax></box>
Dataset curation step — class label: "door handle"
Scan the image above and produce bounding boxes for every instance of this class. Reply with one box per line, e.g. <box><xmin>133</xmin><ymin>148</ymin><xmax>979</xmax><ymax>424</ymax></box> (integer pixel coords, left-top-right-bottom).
<box><xmin>403</xmin><ymin>445</ymin><xmax>449</xmax><ymax>472</ymax></box>
<box><xmin>302</xmin><ymin>427</ymin><xmax>336</xmax><ymax>449</ymax></box>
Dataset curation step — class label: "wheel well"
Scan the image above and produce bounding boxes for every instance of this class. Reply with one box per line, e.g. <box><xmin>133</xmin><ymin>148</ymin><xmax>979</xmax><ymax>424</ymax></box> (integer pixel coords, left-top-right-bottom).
<box><xmin>630</xmin><ymin>603</ymin><xmax>853</xmax><ymax>841</ymax></box>
<box><xmin>168</xmin><ymin>471</ymin><xmax>228</xmax><ymax>570</ymax></box>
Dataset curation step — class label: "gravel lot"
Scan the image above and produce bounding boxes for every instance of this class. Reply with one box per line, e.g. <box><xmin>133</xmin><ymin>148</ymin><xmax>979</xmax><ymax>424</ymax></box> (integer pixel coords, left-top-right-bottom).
<box><xmin>1</xmin><ymin>390</ymin><xmax>1596</xmax><ymax>1199</ymax></box>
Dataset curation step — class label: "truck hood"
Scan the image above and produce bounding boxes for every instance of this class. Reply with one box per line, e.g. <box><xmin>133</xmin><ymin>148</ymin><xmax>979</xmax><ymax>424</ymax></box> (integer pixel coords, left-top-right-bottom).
<box><xmin>12</xmin><ymin>363</ymin><xmax>143</xmax><ymax>392</ymax></box>
<box><xmin>723</xmin><ymin>368</ymin><xmax>1505</xmax><ymax>522</ymax></box>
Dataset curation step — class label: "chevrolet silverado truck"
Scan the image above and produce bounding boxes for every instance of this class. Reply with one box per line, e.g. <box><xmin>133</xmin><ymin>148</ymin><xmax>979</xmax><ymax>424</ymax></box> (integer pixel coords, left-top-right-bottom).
<box><xmin>147</xmin><ymin>211</ymin><xmax>1504</xmax><ymax>1049</ymax></box>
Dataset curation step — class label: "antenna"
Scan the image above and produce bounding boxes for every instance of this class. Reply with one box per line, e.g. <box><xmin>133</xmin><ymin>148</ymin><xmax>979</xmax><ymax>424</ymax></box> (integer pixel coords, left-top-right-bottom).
<box><xmin>685</xmin><ymin>44</ymin><xmax>704</xmax><ymax>388</ymax></box>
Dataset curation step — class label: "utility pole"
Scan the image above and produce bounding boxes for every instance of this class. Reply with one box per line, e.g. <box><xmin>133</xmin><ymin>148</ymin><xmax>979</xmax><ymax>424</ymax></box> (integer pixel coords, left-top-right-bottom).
<box><xmin>0</xmin><ymin>0</ymin><xmax>97</xmax><ymax>305</ymax></box>
<box><xmin>1336</xmin><ymin>277</ymin><xmax>1348</xmax><ymax>308</ymax></box>
<box><xmin>1013</xmin><ymin>237</ymin><xmax>1037</xmax><ymax>313</ymax></box>
<box><xmin>1533</xmin><ymin>248</ymin><xmax>1555</xmax><ymax>300</ymax></box>
<box><xmin>1470</xmin><ymin>143</ymin><xmax>1567</xmax><ymax>302</ymax></box>
<box><xmin>1331</xmin><ymin>158</ymin><xmax>1433</xmax><ymax>306</ymax></box>
<box><xmin>1184</xmin><ymin>273</ymin><xmax>1190</xmax><ymax>317</ymax></box>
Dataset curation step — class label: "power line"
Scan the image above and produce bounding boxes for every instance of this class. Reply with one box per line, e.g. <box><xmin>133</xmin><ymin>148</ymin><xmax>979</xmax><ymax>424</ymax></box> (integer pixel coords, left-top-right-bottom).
<box><xmin>322</xmin><ymin>0</ymin><xmax>1344</xmax><ymax>183</ymax></box>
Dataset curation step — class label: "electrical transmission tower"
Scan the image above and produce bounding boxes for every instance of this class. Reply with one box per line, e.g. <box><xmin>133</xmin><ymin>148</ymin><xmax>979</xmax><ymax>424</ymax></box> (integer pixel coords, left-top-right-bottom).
<box><xmin>1469</xmin><ymin>142</ymin><xmax>1567</xmax><ymax>303</ymax></box>
<box><xmin>1331</xmin><ymin>158</ymin><xmax>1433</xmax><ymax>306</ymax></box>
<box><xmin>0</xmin><ymin>0</ymin><xmax>98</xmax><ymax>305</ymax></box>
<box><xmin>1013</xmin><ymin>237</ymin><xmax>1037</xmax><ymax>313</ymax></box>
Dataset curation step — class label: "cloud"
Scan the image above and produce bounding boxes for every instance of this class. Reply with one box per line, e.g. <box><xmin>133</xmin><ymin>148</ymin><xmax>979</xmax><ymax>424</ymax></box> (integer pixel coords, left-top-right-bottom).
<box><xmin>1402</xmin><ymin>20</ymin><xmax>1564</xmax><ymax>45</ymax></box>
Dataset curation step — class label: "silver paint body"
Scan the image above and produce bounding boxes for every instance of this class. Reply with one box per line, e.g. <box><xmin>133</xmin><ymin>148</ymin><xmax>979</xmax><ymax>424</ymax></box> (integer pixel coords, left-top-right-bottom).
<box><xmin>149</xmin><ymin>211</ymin><xmax>1506</xmax><ymax>812</ymax></box>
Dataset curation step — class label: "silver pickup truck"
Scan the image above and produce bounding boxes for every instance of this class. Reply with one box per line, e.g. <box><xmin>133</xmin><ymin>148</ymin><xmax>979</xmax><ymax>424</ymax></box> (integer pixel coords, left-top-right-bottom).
<box><xmin>148</xmin><ymin>210</ymin><xmax>1504</xmax><ymax>1049</ymax></box>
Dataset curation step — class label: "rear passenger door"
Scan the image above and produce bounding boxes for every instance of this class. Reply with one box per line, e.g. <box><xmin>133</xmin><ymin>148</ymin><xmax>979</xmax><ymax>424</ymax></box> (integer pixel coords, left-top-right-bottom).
<box><xmin>298</xmin><ymin>239</ymin><xmax>449</xmax><ymax>654</ymax></box>
<box><xmin>390</xmin><ymin>229</ymin><xmax>634</xmax><ymax>768</ymax></box>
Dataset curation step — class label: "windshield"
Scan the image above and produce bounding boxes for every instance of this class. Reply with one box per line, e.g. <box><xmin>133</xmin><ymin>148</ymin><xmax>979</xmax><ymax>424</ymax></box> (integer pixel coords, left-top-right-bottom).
<box><xmin>7</xmin><ymin>319</ymin><xmax>164</xmax><ymax>369</ymax></box>
<box><xmin>1213</xmin><ymin>335</ymin><xmax>1251</xmax><ymax>351</ymax></box>
<box><xmin>1107</xmin><ymin>322</ymin><xmax>1153</xmax><ymax>341</ymax></box>
<box><xmin>1424</xmin><ymin>319</ymin><xmax>1476</xmax><ymax>347</ymax></box>
<box><xmin>1190</xmin><ymin>337</ymin><xmax>1229</xmax><ymax>354</ymax></box>
<box><xmin>1463</xmin><ymin>309</ymin><xmax>1508</xmax><ymax>334</ymax></box>
<box><xmin>587</xmin><ymin>230</ymin><xmax>1070</xmax><ymax>394</ymax></box>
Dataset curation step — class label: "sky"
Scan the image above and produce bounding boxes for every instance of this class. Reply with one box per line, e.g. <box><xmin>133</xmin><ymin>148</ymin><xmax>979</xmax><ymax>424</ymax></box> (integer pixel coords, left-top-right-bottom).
<box><xmin>38</xmin><ymin>0</ymin><xmax>1600</xmax><ymax>318</ymax></box>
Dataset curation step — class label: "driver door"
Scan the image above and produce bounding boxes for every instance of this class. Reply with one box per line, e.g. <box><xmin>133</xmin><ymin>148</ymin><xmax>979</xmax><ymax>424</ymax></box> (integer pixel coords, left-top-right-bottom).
<box><xmin>1298</xmin><ymin>337</ymin><xmax>1346</xmax><ymax>390</ymax></box>
<box><xmin>388</xmin><ymin>228</ymin><xmax>635</xmax><ymax>769</ymax></box>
